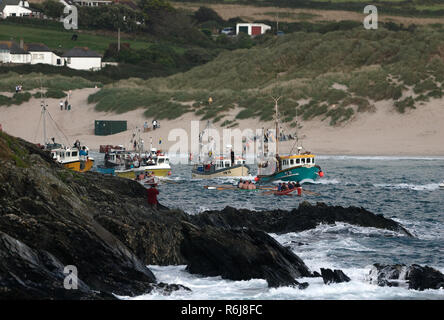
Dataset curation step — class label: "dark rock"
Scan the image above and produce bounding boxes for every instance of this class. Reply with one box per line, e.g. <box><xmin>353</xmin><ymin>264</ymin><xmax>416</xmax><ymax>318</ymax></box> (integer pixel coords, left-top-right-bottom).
<box><xmin>312</xmin><ymin>271</ymin><xmax>322</xmax><ymax>278</ymax></box>
<box><xmin>180</xmin><ymin>222</ymin><xmax>311</xmax><ymax>287</ymax></box>
<box><xmin>368</xmin><ymin>264</ymin><xmax>444</xmax><ymax>291</ymax></box>
<box><xmin>320</xmin><ymin>268</ymin><xmax>351</xmax><ymax>284</ymax></box>
<box><xmin>191</xmin><ymin>204</ymin><xmax>412</xmax><ymax>237</ymax></box>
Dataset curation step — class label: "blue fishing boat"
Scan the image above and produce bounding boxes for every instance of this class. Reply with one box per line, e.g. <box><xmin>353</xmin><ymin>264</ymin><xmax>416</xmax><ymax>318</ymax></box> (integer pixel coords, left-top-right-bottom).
<box><xmin>95</xmin><ymin>165</ymin><xmax>115</xmax><ymax>176</ymax></box>
<box><xmin>255</xmin><ymin>97</ymin><xmax>324</xmax><ymax>184</ymax></box>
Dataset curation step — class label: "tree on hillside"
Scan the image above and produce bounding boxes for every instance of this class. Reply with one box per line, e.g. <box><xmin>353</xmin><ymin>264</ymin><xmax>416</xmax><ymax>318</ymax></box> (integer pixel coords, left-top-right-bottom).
<box><xmin>40</xmin><ymin>0</ymin><xmax>65</xmax><ymax>19</ymax></box>
<box><xmin>193</xmin><ymin>6</ymin><xmax>224</xmax><ymax>24</ymax></box>
<box><xmin>139</xmin><ymin>0</ymin><xmax>174</xmax><ymax>14</ymax></box>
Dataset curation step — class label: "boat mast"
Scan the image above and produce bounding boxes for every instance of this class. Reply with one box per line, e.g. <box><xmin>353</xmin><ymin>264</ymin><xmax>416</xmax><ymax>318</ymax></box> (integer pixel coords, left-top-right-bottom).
<box><xmin>272</xmin><ymin>96</ymin><xmax>281</xmax><ymax>156</ymax></box>
<box><xmin>40</xmin><ymin>84</ymin><xmax>48</xmax><ymax>147</ymax></box>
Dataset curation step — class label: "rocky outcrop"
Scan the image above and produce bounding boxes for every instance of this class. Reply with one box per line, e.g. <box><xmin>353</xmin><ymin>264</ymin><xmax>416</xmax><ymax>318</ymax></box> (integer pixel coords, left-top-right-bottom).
<box><xmin>320</xmin><ymin>268</ymin><xmax>351</xmax><ymax>284</ymax></box>
<box><xmin>368</xmin><ymin>264</ymin><xmax>444</xmax><ymax>290</ymax></box>
<box><xmin>0</xmin><ymin>133</ymin><xmax>419</xmax><ymax>298</ymax></box>
<box><xmin>191</xmin><ymin>203</ymin><xmax>413</xmax><ymax>237</ymax></box>
<box><xmin>180</xmin><ymin>222</ymin><xmax>311</xmax><ymax>288</ymax></box>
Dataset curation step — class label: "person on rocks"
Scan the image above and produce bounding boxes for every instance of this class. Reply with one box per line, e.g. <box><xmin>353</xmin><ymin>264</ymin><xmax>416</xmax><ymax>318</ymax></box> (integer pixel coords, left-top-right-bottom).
<box><xmin>146</xmin><ymin>184</ymin><xmax>159</xmax><ymax>208</ymax></box>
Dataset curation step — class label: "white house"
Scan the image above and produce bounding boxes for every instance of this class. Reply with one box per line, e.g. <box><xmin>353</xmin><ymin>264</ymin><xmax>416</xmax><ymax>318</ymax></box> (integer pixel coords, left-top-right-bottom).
<box><xmin>25</xmin><ymin>43</ymin><xmax>63</xmax><ymax>66</ymax></box>
<box><xmin>0</xmin><ymin>0</ymin><xmax>32</xmax><ymax>18</ymax></box>
<box><xmin>236</xmin><ymin>23</ymin><xmax>271</xmax><ymax>36</ymax></box>
<box><xmin>0</xmin><ymin>40</ymin><xmax>31</xmax><ymax>64</ymax></box>
<box><xmin>62</xmin><ymin>47</ymin><xmax>102</xmax><ymax>71</ymax></box>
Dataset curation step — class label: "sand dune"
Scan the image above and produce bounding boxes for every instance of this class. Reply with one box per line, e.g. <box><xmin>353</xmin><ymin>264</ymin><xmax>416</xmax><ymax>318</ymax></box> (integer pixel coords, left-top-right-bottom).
<box><xmin>1</xmin><ymin>87</ymin><xmax>443</xmax><ymax>156</ymax></box>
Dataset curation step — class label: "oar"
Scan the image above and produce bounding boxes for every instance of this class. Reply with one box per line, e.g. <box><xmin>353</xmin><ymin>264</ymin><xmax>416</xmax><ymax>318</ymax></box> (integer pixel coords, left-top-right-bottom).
<box><xmin>302</xmin><ymin>189</ymin><xmax>321</xmax><ymax>196</ymax></box>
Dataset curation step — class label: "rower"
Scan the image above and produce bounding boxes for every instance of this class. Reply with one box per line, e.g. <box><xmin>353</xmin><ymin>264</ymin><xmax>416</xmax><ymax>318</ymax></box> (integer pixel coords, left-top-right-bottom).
<box><xmin>238</xmin><ymin>179</ymin><xmax>243</xmax><ymax>188</ymax></box>
<box><xmin>295</xmin><ymin>181</ymin><xmax>302</xmax><ymax>196</ymax></box>
<box><xmin>277</xmin><ymin>183</ymin><xmax>282</xmax><ymax>191</ymax></box>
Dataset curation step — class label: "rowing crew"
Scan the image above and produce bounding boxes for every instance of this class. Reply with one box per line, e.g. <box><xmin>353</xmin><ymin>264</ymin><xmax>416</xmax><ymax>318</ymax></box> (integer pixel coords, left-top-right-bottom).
<box><xmin>278</xmin><ymin>182</ymin><xmax>302</xmax><ymax>192</ymax></box>
<box><xmin>237</xmin><ymin>179</ymin><xmax>257</xmax><ymax>190</ymax></box>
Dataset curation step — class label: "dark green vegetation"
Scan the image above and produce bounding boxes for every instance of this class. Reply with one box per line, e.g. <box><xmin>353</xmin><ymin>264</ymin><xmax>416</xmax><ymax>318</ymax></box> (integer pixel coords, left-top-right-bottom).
<box><xmin>0</xmin><ymin>2</ymin><xmax>258</xmax><ymax>83</ymax></box>
<box><xmin>174</xmin><ymin>0</ymin><xmax>444</xmax><ymax>17</ymax></box>
<box><xmin>89</xmin><ymin>24</ymin><xmax>444</xmax><ymax>125</ymax></box>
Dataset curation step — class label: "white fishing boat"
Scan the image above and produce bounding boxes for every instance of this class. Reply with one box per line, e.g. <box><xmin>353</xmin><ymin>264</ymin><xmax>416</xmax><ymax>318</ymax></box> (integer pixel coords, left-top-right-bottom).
<box><xmin>439</xmin><ymin>181</ymin><xmax>444</xmax><ymax>190</ymax></box>
<box><xmin>191</xmin><ymin>121</ymin><xmax>250</xmax><ymax>179</ymax></box>
<box><xmin>37</xmin><ymin>91</ymin><xmax>94</xmax><ymax>173</ymax></box>
<box><xmin>103</xmin><ymin>133</ymin><xmax>171</xmax><ymax>179</ymax></box>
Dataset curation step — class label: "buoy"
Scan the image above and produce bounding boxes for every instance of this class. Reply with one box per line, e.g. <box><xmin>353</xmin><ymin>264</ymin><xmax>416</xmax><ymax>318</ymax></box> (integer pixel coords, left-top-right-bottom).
<box><xmin>168</xmin><ymin>171</ymin><xmax>172</xmax><ymax>176</ymax></box>
<box><xmin>254</xmin><ymin>176</ymin><xmax>259</xmax><ymax>182</ymax></box>
<box><xmin>319</xmin><ymin>171</ymin><xmax>324</xmax><ymax>178</ymax></box>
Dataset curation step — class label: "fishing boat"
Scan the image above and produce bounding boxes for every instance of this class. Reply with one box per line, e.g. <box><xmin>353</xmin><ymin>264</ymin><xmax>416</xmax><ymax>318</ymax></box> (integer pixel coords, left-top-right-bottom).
<box><xmin>255</xmin><ymin>97</ymin><xmax>324</xmax><ymax>183</ymax></box>
<box><xmin>439</xmin><ymin>181</ymin><xmax>444</xmax><ymax>190</ymax></box>
<box><xmin>191</xmin><ymin>121</ymin><xmax>250</xmax><ymax>179</ymax></box>
<box><xmin>103</xmin><ymin>135</ymin><xmax>171</xmax><ymax>179</ymax></box>
<box><xmin>49</xmin><ymin>143</ymin><xmax>94</xmax><ymax>173</ymax></box>
<box><xmin>37</xmin><ymin>93</ymin><xmax>94</xmax><ymax>173</ymax></box>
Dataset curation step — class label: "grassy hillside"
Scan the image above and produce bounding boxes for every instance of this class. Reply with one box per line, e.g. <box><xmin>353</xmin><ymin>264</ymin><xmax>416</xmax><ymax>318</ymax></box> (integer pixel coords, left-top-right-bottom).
<box><xmin>0</xmin><ymin>22</ymin><xmax>149</xmax><ymax>54</ymax></box>
<box><xmin>173</xmin><ymin>0</ymin><xmax>444</xmax><ymax>17</ymax></box>
<box><xmin>88</xmin><ymin>24</ymin><xmax>444</xmax><ymax>126</ymax></box>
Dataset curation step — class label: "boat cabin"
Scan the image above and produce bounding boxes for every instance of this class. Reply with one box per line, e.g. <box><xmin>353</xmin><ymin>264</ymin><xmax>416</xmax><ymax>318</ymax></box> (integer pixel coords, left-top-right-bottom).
<box><xmin>279</xmin><ymin>155</ymin><xmax>315</xmax><ymax>170</ymax></box>
<box><xmin>51</xmin><ymin>147</ymin><xmax>87</xmax><ymax>164</ymax></box>
<box><xmin>215</xmin><ymin>157</ymin><xmax>246</xmax><ymax>169</ymax></box>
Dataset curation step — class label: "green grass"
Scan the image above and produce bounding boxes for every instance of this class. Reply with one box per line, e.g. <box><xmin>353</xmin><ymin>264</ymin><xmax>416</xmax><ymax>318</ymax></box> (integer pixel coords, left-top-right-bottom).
<box><xmin>0</xmin><ymin>72</ymin><xmax>99</xmax><ymax>92</ymax></box>
<box><xmin>0</xmin><ymin>23</ymin><xmax>149</xmax><ymax>54</ymax></box>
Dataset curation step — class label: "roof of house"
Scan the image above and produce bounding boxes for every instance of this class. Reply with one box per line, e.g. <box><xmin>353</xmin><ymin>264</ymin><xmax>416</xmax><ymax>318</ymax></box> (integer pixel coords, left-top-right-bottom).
<box><xmin>0</xmin><ymin>41</ymin><xmax>29</xmax><ymax>54</ymax></box>
<box><xmin>62</xmin><ymin>47</ymin><xmax>101</xmax><ymax>58</ymax></box>
<box><xmin>24</xmin><ymin>43</ymin><xmax>51</xmax><ymax>52</ymax></box>
<box><xmin>0</xmin><ymin>0</ymin><xmax>25</xmax><ymax>11</ymax></box>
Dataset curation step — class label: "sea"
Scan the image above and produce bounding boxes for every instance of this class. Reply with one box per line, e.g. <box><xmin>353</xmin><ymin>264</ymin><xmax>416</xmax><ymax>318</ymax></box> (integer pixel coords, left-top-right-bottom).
<box><xmin>91</xmin><ymin>153</ymin><xmax>444</xmax><ymax>300</ymax></box>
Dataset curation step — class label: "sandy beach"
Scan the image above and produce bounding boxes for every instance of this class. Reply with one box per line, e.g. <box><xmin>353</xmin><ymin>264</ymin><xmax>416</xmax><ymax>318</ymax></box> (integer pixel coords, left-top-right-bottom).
<box><xmin>1</xmin><ymin>87</ymin><xmax>444</xmax><ymax>156</ymax></box>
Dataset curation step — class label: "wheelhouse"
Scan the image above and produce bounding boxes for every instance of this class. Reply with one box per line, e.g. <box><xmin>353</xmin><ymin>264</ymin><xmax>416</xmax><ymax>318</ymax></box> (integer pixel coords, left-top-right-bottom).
<box><xmin>279</xmin><ymin>154</ymin><xmax>315</xmax><ymax>170</ymax></box>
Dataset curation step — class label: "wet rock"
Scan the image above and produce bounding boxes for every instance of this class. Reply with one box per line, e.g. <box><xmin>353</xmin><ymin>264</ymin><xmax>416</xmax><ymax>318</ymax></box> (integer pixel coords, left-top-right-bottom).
<box><xmin>320</xmin><ymin>268</ymin><xmax>351</xmax><ymax>284</ymax></box>
<box><xmin>180</xmin><ymin>222</ymin><xmax>311</xmax><ymax>288</ymax></box>
<box><xmin>192</xmin><ymin>204</ymin><xmax>412</xmax><ymax>237</ymax></box>
<box><xmin>368</xmin><ymin>264</ymin><xmax>444</xmax><ymax>291</ymax></box>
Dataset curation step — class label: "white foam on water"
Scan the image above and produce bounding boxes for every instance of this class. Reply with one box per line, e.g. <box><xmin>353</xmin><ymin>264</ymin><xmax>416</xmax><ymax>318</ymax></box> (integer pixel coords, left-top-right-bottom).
<box><xmin>374</xmin><ymin>183</ymin><xmax>440</xmax><ymax>191</ymax></box>
<box><xmin>317</xmin><ymin>155</ymin><xmax>444</xmax><ymax>161</ymax></box>
<box><xmin>118</xmin><ymin>265</ymin><xmax>444</xmax><ymax>300</ymax></box>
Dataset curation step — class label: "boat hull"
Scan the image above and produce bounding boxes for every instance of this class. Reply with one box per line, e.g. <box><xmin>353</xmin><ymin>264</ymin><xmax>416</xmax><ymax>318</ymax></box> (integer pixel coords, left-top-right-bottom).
<box><xmin>192</xmin><ymin>165</ymin><xmax>250</xmax><ymax>179</ymax></box>
<box><xmin>62</xmin><ymin>159</ymin><xmax>94</xmax><ymax>173</ymax></box>
<box><xmin>257</xmin><ymin>165</ymin><xmax>320</xmax><ymax>183</ymax></box>
<box><xmin>116</xmin><ymin>168</ymin><xmax>171</xmax><ymax>179</ymax></box>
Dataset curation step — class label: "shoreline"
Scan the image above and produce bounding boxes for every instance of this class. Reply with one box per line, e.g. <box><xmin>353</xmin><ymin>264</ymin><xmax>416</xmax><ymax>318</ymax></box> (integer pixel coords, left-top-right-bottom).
<box><xmin>1</xmin><ymin>88</ymin><xmax>444</xmax><ymax>157</ymax></box>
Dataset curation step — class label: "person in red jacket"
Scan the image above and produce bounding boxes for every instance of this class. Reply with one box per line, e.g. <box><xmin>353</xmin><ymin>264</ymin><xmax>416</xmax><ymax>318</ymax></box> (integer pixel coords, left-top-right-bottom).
<box><xmin>146</xmin><ymin>184</ymin><xmax>159</xmax><ymax>208</ymax></box>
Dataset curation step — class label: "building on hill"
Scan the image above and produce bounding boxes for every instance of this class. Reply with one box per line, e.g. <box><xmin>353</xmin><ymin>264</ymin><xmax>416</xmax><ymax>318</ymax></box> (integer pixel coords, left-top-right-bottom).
<box><xmin>25</xmin><ymin>43</ymin><xmax>63</xmax><ymax>66</ymax></box>
<box><xmin>0</xmin><ymin>40</ymin><xmax>31</xmax><ymax>64</ymax></box>
<box><xmin>62</xmin><ymin>47</ymin><xmax>102</xmax><ymax>71</ymax></box>
<box><xmin>0</xmin><ymin>0</ymin><xmax>32</xmax><ymax>18</ymax></box>
<box><xmin>72</xmin><ymin>0</ymin><xmax>112</xmax><ymax>6</ymax></box>
<box><xmin>236</xmin><ymin>23</ymin><xmax>271</xmax><ymax>36</ymax></box>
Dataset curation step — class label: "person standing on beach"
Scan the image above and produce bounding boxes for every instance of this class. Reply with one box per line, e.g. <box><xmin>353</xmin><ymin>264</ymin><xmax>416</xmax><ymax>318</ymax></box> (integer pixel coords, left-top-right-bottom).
<box><xmin>60</xmin><ymin>100</ymin><xmax>64</xmax><ymax>111</ymax></box>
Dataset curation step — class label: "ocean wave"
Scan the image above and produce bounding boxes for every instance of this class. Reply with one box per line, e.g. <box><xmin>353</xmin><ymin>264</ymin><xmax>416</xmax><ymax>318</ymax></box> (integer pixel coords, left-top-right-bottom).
<box><xmin>118</xmin><ymin>265</ymin><xmax>444</xmax><ymax>300</ymax></box>
<box><xmin>317</xmin><ymin>155</ymin><xmax>444</xmax><ymax>161</ymax></box>
<box><xmin>374</xmin><ymin>183</ymin><xmax>440</xmax><ymax>191</ymax></box>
